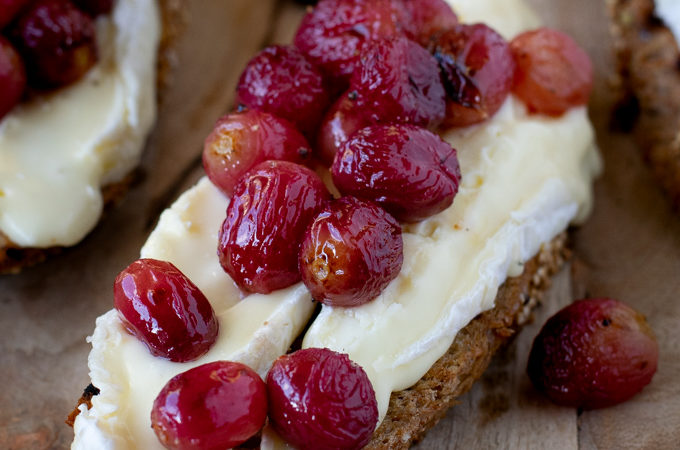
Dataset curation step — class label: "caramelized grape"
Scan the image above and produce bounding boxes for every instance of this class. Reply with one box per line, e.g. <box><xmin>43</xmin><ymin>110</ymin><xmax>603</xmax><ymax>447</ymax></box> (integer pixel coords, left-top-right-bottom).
<box><xmin>114</xmin><ymin>259</ymin><xmax>219</xmax><ymax>362</ymax></box>
<box><xmin>401</xmin><ymin>0</ymin><xmax>458</xmax><ymax>46</ymax></box>
<box><xmin>0</xmin><ymin>36</ymin><xmax>26</xmax><ymax>120</ymax></box>
<box><xmin>430</xmin><ymin>24</ymin><xmax>515</xmax><ymax>128</ymax></box>
<box><xmin>527</xmin><ymin>298</ymin><xmax>658</xmax><ymax>410</ymax></box>
<box><xmin>72</xmin><ymin>0</ymin><xmax>114</xmax><ymax>16</ymax></box>
<box><xmin>293</xmin><ymin>0</ymin><xmax>409</xmax><ymax>85</ymax></box>
<box><xmin>332</xmin><ymin>124</ymin><xmax>461</xmax><ymax>222</ymax></box>
<box><xmin>203</xmin><ymin>110</ymin><xmax>313</xmax><ymax>195</ymax></box>
<box><xmin>0</xmin><ymin>0</ymin><xmax>31</xmax><ymax>29</ymax></box>
<box><xmin>299</xmin><ymin>196</ymin><xmax>403</xmax><ymax>307</ymax></box>
<box><xmin>151</xmin><ymin>361</ymin><xmax>267</xmax><ymax>450</ymax></box>
<box><xmin>11</xmin><ymin>0</ymin><xmax>98</xmax><ymax>88</ymax></box>
<box><xmin>316</xmin><ymin>92</ymin><xmax>372</xmax><ymax>165</ymax></box>
<box><xmin>510</xmin><ymin>27</ymin><xmax>593</xmax><ymax>116</ymax></box>
<box><xmin>218</xmin><ymin>161</ymin><xmax>330</xmax><ymax>294</ymax></box>
<box><xmin>351</xmin><ymin>36</ymin><xmax>446</xmax><ymax>127</ymax></box>
<box><xmin>267</xmin><ymin>348</ymin><xmax>378</xmax><ymax>450</ymax></box>
<box><xmin>236</xmin><ymin>45</ymin><xmax>330</xmax><ymax>138</ymax></box>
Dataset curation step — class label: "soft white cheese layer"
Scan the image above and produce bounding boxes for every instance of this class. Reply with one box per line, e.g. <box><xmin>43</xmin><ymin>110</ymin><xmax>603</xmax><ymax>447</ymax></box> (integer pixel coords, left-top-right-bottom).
<box><xmin>0</xmin><ymin>0</ymin><xmax>160</xmax><ymax>247</ymax></box>
<box><xmin>73</xmin><ymin>0</ymin><xmax>601</xmax><ymax>448</ymax></box>
<box><xmin>656</xmin><ymin>0</ymin><xmax>680</xmax><ymax>47</ymax></box>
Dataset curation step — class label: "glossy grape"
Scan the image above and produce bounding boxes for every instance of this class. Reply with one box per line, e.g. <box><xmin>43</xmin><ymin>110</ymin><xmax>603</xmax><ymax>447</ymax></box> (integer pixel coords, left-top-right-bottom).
<box><xmin>114</xmin><ymin>258</ymin><xmax>219</xmax><ymax>362</ymax></box>
<box><xmin>430</xmin><ymin>23</ymin><xmax>515</xmax><ymax>128</ymax></box>
<box><xmin>351</xmin><ymin>36</ymin><xmax>446</xmax><ymax>127</ymax></box>
<box><xmin>218</xmin><ymin>161</ymin><xmax>330</xmax><ymax>294</ymax></box>
<box><xmin>151</xmin><ymin>361</ymin><xmax>267</xmax><ymax>450</ymax></box>
<box><xmin>332</xmin><ymin>124</ymin><xmax>461</xmax><ymax>222</ymax></box>
<box><xmin>527</xmin><ymin>298</ymin><xmax>659</xmax><ymax>410</ymax></box>
<box><xmin>0</xmin><ymin>36</ymin><xmax>26</xmax><ymax>120</ymax></box>
<box><xmin>11</xmin><ymin>0</ymin><xmax>98</xmax><ymax>88</ymax></box>
<box><xmin>203</xmin><ymin>110</ymin><xmax>313</xmax><ymax>195</ymax></box>
<box><xmin>510</xmin><ymin>27</ymin><xmax>593</xmax><ymax>116</ymax></box>
<box><xmin>267</xmin><ymin>348</ymin><xmax>378</xmax><ymax>450</ymax></box>
<box><xmin>293</xmin><ymin>0</ymin><xmax>409</xmax><ymax>85</ymax></box>
<box><xmin>316</xmin><ymin>92</ymin><xmax>371</xmax><ymax>165</ymax></box>
<box><xmin>401</xmin><ymin>0</ymin><xmax>458</xmax><ymax>46</ymax></box>
<box><xmin>299</xmin><ymin>196</ymin><xmax>403</xmax><ymax>307</ymax></box>
<box><xmin>0</xmin><ymin>0</ymin><xmax>31</xmax><ymax>29</ymax></box>
<box><xmin>236</xmin><ymin>45</ymin><xmax>330</xmax><ymax>138</ymax></box>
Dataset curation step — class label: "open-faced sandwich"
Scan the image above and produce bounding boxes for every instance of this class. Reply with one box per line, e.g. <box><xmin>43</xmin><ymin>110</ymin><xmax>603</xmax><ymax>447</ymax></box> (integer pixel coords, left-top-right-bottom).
<box><xmin>70</xmin><ymin>0</ymin><xmax>601</xmax><ymax>448</ymax></box>
<box><xmin>0</xmin><ymin>0</ymin><xmax>166</xmax><ymax>273</ymax></box>
<box><xmin>609</xmin><ymin>0</ymin><xmax>680</xmax><ymax>208</ymax></box>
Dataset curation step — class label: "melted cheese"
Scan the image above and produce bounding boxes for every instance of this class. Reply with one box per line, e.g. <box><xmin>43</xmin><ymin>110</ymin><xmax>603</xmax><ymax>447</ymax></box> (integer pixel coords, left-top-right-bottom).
<box><xmin>656</xmin><ymin>0</ymin><xmax>680</xmax><ymax>46</ymax></box>
<box><xmin>0</xmin><ymin>0</ymin><xmax>159</xmax><ymax>247</ymax></box>
<box><xmin>73</xmin><ymin>0</ymin><xmax>601</xmax><ymax>448</ymax></box>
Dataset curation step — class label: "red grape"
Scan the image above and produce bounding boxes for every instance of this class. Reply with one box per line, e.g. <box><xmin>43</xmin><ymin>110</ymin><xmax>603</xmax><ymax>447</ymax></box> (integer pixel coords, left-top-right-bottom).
<box><xmin>510</xmin><ymin>27</ymin><xmax>593</xmax><ymax>116</ymax></box>
<box><xmin>267</xmin><ymin>348</ymin><xmax>378</xmax><ymax>450</ymax></box>
<box><xmin>71</xmin><ymin>0</ymin><xmax>114</xmax><ymax>16</ymax></box>
<box><xmin>0</xmin><ymin>0</ymin><xmax>31</xmax><ymax>29</ymax></box>
<box><xmin>114</xmin><ymin>259</ymin><xmax>219</xmax><ymax>363</ymax></box>
<box><xmin>11</xmin><ymin>0</ymin><xmax>98</xmax><ymax>88</ymax></box>
<box><xmin>299</xmin><ymin>196</ymin><xmax>403</xmax><ymax>307</ymax></box>
<box><xmin>293</xmin><ymin>0</ymin><xmax>410</xmax><ymax>85</ymax></box>
<box><xmin>218</xmin><ymin>161</ymin><xmax>330</xmax><ymax>294</ymax></box>
<box><xmin>151</xmin><ymin>361</ymin><xmax>267</xmax><ymax>450</ymax></box>
<box><xmin>351</xmin><ymin>36</ymin><xmax>446</xmax><ymax>127</ymax></box>
<box><xmin>316</xmin><ymin>92</ymin><xmax>372</xmax><ymax>165</ymax></box>
<box><xmin>332</xmin><ymin>124</ymin><xmax>461</xmax><ymax>222</ymax></box>
<box><xmin>527</xmin><ymin>298</ymin><xmax>658</xmax><ymax>410</ymax></box>
<box><xmin>401</xmin><ymin>0</ymin><xmax>458</xmax><ymax>46</ymax></box>
<box><xmin>236</xmin><ymin>45</ymin><xmax>330</xmax><ymax>138</ymax></box>
<box><xmin>203</xmin><ymin>110</ymin><xmax>313</xmax><ymax>196</ymax></box>
<box><xmin>430</xmin><ymin>23</ymin><xmax>515</xmax><ymax>128</ymax></box>
<box><xmin>0</xmin><ymin>36</ymin><xmax>26</xmax><ymax>120</ymax></box>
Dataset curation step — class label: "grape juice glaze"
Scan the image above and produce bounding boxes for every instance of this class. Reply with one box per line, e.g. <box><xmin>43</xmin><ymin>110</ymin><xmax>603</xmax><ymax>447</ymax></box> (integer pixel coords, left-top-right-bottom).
<box><xmin>72</xmin><ymin>0</ymin><xmax>601</xmax><ymax>448</ymax></box>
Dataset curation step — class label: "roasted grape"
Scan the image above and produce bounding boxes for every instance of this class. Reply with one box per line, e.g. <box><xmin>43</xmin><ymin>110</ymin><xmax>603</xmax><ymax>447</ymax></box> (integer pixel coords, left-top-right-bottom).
<box><xmin>527</xmin><ymin>298</ymin><xmax>658</xmax><ymax>410</ymax></box>
<box><xmin>236</xmin><ymin>45</ymin><xmax>330</xmax><ymax>138</ymax></box>
<box><xmin>430</xmin><ymin>23</ymin><xmax>515</xmax><ymax>128</ymax></box>
<box><xmin>267</xmin><ymin>348</ymin><xmax>378</xmax><ymax>450</ymax></box>
<box><xmin>316</xmin><ymin>92</ymin><xmax>371</xmax><ymax>165</ymax></box>
<box><xmin>218</xmin><ymin>161</ymin><xmax>330</xmax><ymax>294</ymax></box>
<box><xmin>293</xmin><ymin>0</ymin><xmax>409</xmax><ymax>85</ymax></box>
<box><xmin>0</xmin><ymin>36</ymin><xmax>26</xmax><ymax>120</ymax></box>
<box><xmin>203</xmin><ymin>110</ymin><xmax>313</xmax><ymax>195</ymax></box>
<box><xmin>351</xmin><ymin>36</ymin><xmax>446</xmax><ymax>127</ymax></box>
<box><xmin>510</xmin><ymin>27</ymin><xmax>593</xmax><ymax>116</ymax></box>
<box><xmin>151</xmin><ymin>361</ymin><xmax>267</xmax><ymax>450</ymax></box>
<box><xmin>0</xmin><ymin>0</ymin><xmax>31</xmax><ymax>29</ymax></box>
<box><xmin>401</xmin><ymin>0</ymin><xmax>458</xmax><ymax>46</ymax></box>
<box><xmin>114</xmin><ymin>259</ymin><xmax>219</xmax><ymax>362</ymax></box>
<box><xmin>299</xmin><ymin>196</ymin><xmax>403</xmax><ymax>307</ymax></box>
<box><xmin>332</xmin><ymin>124</ymin><xmax>461</xmax><ymax>222</ymax></box>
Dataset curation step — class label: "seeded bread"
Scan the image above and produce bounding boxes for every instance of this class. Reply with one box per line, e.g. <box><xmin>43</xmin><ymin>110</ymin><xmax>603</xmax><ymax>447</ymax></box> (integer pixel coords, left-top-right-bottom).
<box><xmin>0</xmin><ymin>0</ymin><xmax>184</xmax><ymax>275</ymax></box>
<box><xmin>67</xmin><ymin>233</ymin><xmax>569</xmax><ymax>447</ymax></box>
<box><xmin>608</xmin><ymin>0</ymin><xmax>680</xmax><ymax>208</ymax></box>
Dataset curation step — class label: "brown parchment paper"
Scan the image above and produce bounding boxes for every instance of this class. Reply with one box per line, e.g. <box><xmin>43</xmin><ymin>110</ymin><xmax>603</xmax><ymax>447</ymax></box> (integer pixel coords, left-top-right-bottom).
<box><xmin>1</xmin><ymin>0</ymin><xmax>678</xmax><ymax>449</ymax></box>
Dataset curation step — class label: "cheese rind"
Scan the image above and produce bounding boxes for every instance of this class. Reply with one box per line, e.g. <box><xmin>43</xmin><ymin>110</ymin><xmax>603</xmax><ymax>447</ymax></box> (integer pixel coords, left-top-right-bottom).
<box><xmin>0</xmin><ymin>0</ymin><xmax>160</xmax><ymax>247</ymax></box>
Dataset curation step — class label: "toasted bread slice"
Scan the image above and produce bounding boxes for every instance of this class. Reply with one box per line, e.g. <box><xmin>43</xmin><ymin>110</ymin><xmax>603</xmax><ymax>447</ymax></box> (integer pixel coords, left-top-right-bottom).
<box><xmin>609</xmin><ymin>0</ymin><xmax>680</xmax><ymax>208</ymax></box>
<box><xmin>68</xmin><ymin>233</ymin><xmax>568</xmax><ymax>447</ymax></box>
<box><xmin>0</xmin><ymin>0</ymin><xmax>184</xmax><ymax>274</ymax></box>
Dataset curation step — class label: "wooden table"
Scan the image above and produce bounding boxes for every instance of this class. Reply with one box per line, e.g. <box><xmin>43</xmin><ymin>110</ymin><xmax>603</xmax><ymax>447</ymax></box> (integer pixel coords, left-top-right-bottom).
<box><xmin>1</xmin><ymin>0</ymin><xmax>678</xmax><ymax>448</ymax></box>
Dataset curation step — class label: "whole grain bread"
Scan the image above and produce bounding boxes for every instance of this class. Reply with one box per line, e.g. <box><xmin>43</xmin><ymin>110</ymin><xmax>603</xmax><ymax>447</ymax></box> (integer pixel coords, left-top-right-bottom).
<box><xmin>609</xmin><ymin>0</ymin><xmax>680</xmax><ymax>208</ymax></box>
<box><xmin>68</xmin><ymin>233</ymin><xmax>569</xmax><ymax>448</ymax></box>
<box><xmin>0</xmin><ymin>0</ymin><xmax>185</xmax><ymax>275</ymax></box>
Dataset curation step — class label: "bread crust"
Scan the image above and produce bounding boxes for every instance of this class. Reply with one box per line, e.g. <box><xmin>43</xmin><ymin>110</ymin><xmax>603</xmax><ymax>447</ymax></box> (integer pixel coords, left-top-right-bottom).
<box><xmin>609</xmin><ymin>0</ymin><xmax>680</xmax><ymax>208</ymax></box>
<box><xmin>67</xmin><ymin>233</ymin><xmax>569</xmax><ymax>448</ymax></box>
<box><xmin>368</xmin><ymin>233</ymin><xmax>569</xmax><ymax>449</ymax></box>
<box><xmin>0</xmin><ymin>0</ymin><xmax>183</xmax><ymax>274</ymax></box>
